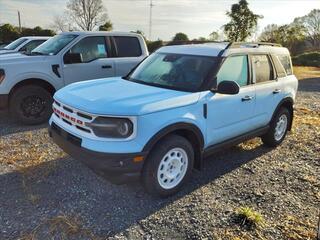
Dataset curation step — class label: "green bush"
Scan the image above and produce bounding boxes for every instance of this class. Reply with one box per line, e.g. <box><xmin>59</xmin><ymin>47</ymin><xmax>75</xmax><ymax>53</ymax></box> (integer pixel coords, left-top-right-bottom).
<box><xmin>292</xmin><ymin>52</ymin><xmax>320</xmax><ymax>67</ymax></box>
<box><xmin>147</xmin><ymin>40</ymin><xmax>164</xmax><ymax>53</ymax></box>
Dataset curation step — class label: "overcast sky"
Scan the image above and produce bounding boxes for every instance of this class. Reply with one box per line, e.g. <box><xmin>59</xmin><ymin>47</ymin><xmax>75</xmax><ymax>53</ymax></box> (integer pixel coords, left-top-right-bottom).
<box><xmin>0</xmin><ymin>0</ymin><xmax>319</xmax><ymax>40</ymax></box>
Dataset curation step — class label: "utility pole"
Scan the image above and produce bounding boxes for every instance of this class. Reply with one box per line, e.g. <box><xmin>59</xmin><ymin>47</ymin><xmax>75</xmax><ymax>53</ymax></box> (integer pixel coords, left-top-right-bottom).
<box><xmin>17</xmin><ymin>11</ymin><xmax>21</xmax><ymax>32</ymax></box>
<box><xmin>148</xmin><ymin>0</ymin><xmax>154</xmax><ymax>41</ymax></box>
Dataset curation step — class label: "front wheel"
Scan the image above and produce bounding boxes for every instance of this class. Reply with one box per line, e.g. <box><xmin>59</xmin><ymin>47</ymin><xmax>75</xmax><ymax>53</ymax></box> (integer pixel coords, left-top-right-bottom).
<box><xmin>262</xmin><ymin>107</ymin><xmax>290</xmax><ymax>147</ymax></box>
<box><xmin>10</xmin><ymin>85</ymin><xmax>53</xmax><ymax>125</ymax></box>
<box><xmin>142</xmin><ymin>135</ymin><xmax>194</xmax><ymax>197</ymax></box>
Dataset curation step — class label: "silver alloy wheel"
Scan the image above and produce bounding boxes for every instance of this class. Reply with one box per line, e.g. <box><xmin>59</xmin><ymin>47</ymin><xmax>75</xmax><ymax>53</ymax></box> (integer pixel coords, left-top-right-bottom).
<box><xmin>157</xmin><ymin>147</ymin><xmax>188</xmax><ymax>190</ymax></box>
<box><xmin>274</xmin><ymin>114</ymin><xmax>288</xmax><ymax>141</ymax></box>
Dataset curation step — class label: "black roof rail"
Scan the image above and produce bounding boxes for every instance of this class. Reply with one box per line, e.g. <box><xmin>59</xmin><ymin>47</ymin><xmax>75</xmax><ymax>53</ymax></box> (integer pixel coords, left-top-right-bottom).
<box><xmin>218</xmin><ymin>41</ymin><xmax>282</xmax><ymax>56</ymax></box>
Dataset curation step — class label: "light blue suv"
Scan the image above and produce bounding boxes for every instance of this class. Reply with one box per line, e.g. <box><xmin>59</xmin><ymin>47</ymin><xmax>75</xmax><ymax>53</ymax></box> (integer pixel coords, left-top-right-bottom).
<box><xmin>49</xmin><ymin>42</ymin><xmax>298</xmax><ymax>197</ymax></box>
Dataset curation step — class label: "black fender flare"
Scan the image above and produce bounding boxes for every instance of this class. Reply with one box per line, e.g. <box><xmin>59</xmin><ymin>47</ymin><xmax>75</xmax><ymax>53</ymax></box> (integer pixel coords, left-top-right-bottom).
<box><xmin>271</xmin><ymin>97</ymin><xmax>294</xmax><ymax>130</ymax></box>
<box><xmin>142</xmin><ymin>122</ymin><xmax>205</xmax><ymax>170</ymax></box>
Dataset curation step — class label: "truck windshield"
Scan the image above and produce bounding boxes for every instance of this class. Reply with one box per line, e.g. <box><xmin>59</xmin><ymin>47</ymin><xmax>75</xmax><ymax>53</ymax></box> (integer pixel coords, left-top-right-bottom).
<box><xmin>4</xmin><ymin>38</ymin><xmax>27</xmax><ymax>50</ymax></box>
<box><xmin>31</xmin><ymin>34</ymin><xmax>78</xmax><ymax>55</ymax></box>
<box><xmin>127</xmin><ymin>52</ymin><xmax>218</xmax><ymax>92</ymax></box>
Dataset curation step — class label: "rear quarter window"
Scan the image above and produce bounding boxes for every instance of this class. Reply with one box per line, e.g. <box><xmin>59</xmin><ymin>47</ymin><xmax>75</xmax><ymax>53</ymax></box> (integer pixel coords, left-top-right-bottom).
<box><xmin>277</xmin><ymin>54</ymin><xmax>293</xmax><ymax>75</ymax></box>
<box><xmin>113</xmin><ymin>36</ymin><xmax>142</xmax><ymax>57</ymax></box>
<box><xmin>271</xmin><ymin>55</ymin><xmax>287</xmax><ymax>78</ymax></box>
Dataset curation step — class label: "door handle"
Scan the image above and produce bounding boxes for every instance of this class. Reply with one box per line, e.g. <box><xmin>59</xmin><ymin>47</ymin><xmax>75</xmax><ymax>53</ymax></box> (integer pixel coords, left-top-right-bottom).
<box><xmin>241</xmin><ymin>96</ymin><xmax>254</xmax><ymax>101</ymax></box>
<box><xmin>273</xmin><ymin>89</ymin><xmax>281</xmax><ymax>94</ymax></box>
<box><xmin>101</xmin><ymin>65</ymin><xmax>112</xmax><ymax>69</ymax></box>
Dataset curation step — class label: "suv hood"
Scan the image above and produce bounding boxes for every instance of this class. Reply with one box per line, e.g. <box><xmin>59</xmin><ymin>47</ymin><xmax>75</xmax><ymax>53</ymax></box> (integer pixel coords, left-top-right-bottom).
<box><xmin>54</xmin><ymin>77</ymin><xmax>200</xmax><ymax>116</ymax></box>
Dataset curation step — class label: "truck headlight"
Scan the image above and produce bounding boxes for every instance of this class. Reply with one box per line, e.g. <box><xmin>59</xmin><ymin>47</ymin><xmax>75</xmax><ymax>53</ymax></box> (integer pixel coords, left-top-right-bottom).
<box><xmin>0</xmin><ymin>69</ymin><xmax>5</xmax><ymax>84</ymax></box>
<box><xmin>86</xmin><ymin>117</ymin><xmax>134</xmax><ymax>138</ymax></box>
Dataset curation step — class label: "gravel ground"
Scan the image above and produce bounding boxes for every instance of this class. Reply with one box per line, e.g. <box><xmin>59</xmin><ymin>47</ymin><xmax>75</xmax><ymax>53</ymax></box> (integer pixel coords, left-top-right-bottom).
<box><xmin>0</xmin><ymin>73</ymin><xmax>319</xmax><ymax>239</ymax></box>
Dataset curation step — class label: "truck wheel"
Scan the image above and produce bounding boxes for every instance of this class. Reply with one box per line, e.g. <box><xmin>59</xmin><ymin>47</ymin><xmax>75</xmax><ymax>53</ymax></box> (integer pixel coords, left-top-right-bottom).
<box><xmin>262</xmin><ymin>107</ymin><xmax>290</xmax><ymax>147</ymax></box>
<box><xmin>142</xmin><ymin>135</ymin><xmax>194</xmax><ymax>197</ymax></box>
<box><xmin>10</xmin><ymin>85</ymin><xmax>53</xmax><ymax>125</ymax></box>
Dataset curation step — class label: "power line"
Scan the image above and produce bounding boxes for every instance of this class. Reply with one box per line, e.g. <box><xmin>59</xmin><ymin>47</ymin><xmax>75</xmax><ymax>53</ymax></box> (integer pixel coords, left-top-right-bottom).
<box><xmin>148</xmin><ymin>0</ymin><xmax>154</xmax><ymax>40</ymax></box>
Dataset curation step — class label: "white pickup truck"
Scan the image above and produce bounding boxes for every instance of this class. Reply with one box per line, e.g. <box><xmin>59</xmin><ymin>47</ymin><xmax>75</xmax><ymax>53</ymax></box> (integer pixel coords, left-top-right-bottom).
<box><xmin>0</xmin><ymin>36</ymin><xmax>50</xmax><ymax>55</ymax></box>
<box><xmin>0</xmin><ymin>31</ymin><xmax>148</xmax><ymax>124</ymax></box>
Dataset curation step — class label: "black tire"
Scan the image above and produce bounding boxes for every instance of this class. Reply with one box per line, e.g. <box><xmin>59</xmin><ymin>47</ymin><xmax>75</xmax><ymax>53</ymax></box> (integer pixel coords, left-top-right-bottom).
<box><xmin>142</xmin><ymin>134</ymin><xmax>194</xmax><ymax>197</ymax></box>
<box><xmin>262</xmin><ymin>107</ymin><xmax>290</xmax><ymax>147</ymax></box>
<box><xmin>10</xmin><ymin>85</ymin><xmax>53</xmax><ymax>125</ymax></box>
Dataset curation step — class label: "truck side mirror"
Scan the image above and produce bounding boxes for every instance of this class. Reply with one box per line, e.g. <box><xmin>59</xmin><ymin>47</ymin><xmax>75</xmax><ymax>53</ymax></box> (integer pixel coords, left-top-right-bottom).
<box><xmin>64</xmin><ymin>52</ymin><xmax>83</xmax><ymax>64</ymax></box>
<box><xmin>213</xmin><ymin>81</ymin><xmax>240</xmax><ymax>95</ymax></box>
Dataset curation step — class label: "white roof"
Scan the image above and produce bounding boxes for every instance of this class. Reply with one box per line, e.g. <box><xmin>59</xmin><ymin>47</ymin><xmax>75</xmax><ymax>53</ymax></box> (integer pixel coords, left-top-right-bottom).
<box><xmin>60</xmin><ymin>31</ymin><xmax>142</xmax><ymax>37</ymax></box>
<box><xmin>156</xmin><ymin>42</ymin><xmax>290</xmax><ymax>57</ymax></box>
<box><xmin>21</xmin><ymin>36</ymin><xmax>51</xmax><ymax>40</ymax></box>
<box><xmin>157</xmin><ymin>43</ymin><xmax>229</xmax><ymax>57</ymax></box>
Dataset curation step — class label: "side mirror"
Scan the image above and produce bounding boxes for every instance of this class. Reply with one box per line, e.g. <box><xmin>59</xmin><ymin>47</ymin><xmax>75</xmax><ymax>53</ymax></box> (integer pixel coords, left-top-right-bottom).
<box><xmin>64</xmin><ymin>52</ymin><xmax>83</xmax><ymax>64</ymax></box>
<box><xmin>214</xmin><ymin>81</ymin><xmax>240</xmax><ymax>95</ymax></box>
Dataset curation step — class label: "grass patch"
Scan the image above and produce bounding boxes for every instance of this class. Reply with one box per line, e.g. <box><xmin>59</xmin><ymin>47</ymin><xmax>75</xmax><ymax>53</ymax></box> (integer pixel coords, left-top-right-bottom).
<box><xmin>281</xmin><ymin>215</ymin><xmax>317</xmax><ymax>240</ymax></box>
<box><xmin>20</xmin><ymin>214</ymin><xmax>97</xmax><ymax>240</ymax></box>
<box><xmin>293</xmin><ymin>66</ymin><xmax>320</xmax><ymax>80</ymax></box>
<box><xmin>235</xmin><ymin>207</ymin><xmax>265</xmax><ymax>229</ymax></box>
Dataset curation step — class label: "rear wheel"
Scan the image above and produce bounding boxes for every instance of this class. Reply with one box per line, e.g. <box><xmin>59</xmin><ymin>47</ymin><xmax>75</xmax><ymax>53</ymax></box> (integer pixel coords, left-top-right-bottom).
<box><xmin>10</xmin><ymin>85</ymin><xmax>53</xmax><ymax>125</ymax></box>
<box><xmin>262</xmin><ymin>107</ymin><xmax>290</xmax><ymax>147</ymax></box>
<box><xmin>142</xmin><ymin>135</ymin><xmax>194</xmax><ymax>197</ymax></box>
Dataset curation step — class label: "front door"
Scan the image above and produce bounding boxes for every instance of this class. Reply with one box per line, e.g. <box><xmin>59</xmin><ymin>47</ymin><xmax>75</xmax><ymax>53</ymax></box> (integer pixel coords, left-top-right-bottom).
<box><xmin>206</xmin><ymin>55</ymin><xmax>256</xmax><ymax>146</ymax></box>
<box><xmin>62</xmin><ymin>36</ymin><xmax>115</xmax><ymax>86</ymax></box>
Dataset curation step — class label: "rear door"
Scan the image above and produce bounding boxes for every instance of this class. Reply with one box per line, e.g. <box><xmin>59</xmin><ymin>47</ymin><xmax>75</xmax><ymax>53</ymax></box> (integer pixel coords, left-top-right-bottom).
<box><xmin>110</xmin><ymin>36</ymin><xmax>146</xmax><ymax>76</ymax></box>
<box><xmin>62</xmin><ymin>36</ymin><xmax>115</xmax><ymax>85</ymax></box>
<box><xmin>251</xmin><ymin>54</ymin><xmax>282</xmax><ymax>127</ymax></box>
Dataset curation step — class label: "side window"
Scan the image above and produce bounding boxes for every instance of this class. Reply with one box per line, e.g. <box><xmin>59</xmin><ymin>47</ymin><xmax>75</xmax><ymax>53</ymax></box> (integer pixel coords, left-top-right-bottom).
<box><xmin>252</xmin><ymin>55</ymin><xmax>274</xmax><ymax>83</ymax></box>
<box><xmin>113</xmin><ymin>36</ymin><xmax>142</xmax><ymax>57</ymax></box>
<box><xmin>68</xmin><ymin>37</ymin><xmax>107</xmax><ymax>63</ymax></box>
<box><xmin>271</xmin><ymin>55</ymin><xmax>286</xmax><ymax>78</ymax></box>
<box><xmin>277</xmin><ymin>55</ymin><xmax>293</xmax><ymax>75</ymax></box>
<box><xmin>217</xmin><ymin>55</ymin><xmax>248</xmax><ymax>87</ymax></box>
<box><xmin>19</xmin><ymin>40</ymin><xmax>46</xmax><ymax>53</ymax></box>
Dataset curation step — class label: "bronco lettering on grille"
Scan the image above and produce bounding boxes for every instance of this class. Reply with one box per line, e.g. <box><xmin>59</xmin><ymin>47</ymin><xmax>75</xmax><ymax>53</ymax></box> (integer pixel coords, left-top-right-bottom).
<box><xmin>53</xmin><ymin>107</ymin><xmax>84</xmax><ymax>125</ymax></box>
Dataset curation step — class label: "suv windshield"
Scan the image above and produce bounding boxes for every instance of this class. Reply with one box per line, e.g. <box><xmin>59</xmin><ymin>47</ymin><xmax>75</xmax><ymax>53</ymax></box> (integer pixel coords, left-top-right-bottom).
<box><xmin>127</xmin><ymin>53</ymin><xmax>218</xmax><ymax>92</ymax></box>
<box><xmin>31</xmin><ymin>34</ymin><xmax>78</xmax><ymax>55</ymax></box>
<box><xmin>4</xmin><ymin>38</ymin><xmax>27</xmax><ymax>50</ymax></box>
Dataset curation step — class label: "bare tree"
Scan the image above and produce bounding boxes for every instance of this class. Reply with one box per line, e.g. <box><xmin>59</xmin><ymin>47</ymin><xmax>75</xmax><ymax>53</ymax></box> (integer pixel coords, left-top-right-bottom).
<box><xmin>51</xmin><ymin>15</ymin><xmax>69</xmax><ymax>32</ymax></box>
<box><xmin>209</xmin><ymin>31</ymin><xmax>219</xmax><ymax>41</ymax></box>
<box><xmin>294</xmin><ymin>9</ymin><xmax>320</xmax><ymax>47</ymax></box>
<box><xmin>259</xmin><ymin>24</ymin><xmax>280</xmax><ymax>42</ymax></box>
<box><xmin>66</xmin><ymin>0</ymin><xmax>108</xmax><ymax>31</ymax></box>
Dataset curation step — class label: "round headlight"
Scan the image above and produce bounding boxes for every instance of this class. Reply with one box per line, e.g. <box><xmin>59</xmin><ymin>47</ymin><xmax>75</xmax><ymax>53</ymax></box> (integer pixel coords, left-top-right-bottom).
<box><xmin>117</xmin><ymin>121</ymin><xmax>131</xmax><ymax>136</ymax></box>
<box><xmin>87</xmin><ymin>117</ymin><xmax>134</xmax><ymax>138</ymax></box>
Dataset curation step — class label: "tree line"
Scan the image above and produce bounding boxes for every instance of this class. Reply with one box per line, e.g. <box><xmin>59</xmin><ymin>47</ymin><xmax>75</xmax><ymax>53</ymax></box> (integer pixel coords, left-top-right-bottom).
<box><xmin>0</xmin><ymin>0</ymin><xmax>319</xmax><ymax>55</ymax></box>
<box><xmin>0</xmin><ymin>24</ymin><xmax>55</xmax><ymax>44</ymax></box>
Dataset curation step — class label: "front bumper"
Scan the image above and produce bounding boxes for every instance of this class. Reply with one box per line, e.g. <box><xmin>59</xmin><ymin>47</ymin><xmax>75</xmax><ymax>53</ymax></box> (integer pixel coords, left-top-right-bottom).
<box><xmin>0</xmin><ymin>94</ymin><xmax>8</xmax><ymax>109</ymax></box>
<box><xmin>48</xmin><ymin>122</ymin><xmax>146</xmax><ymax>177</ymax></box>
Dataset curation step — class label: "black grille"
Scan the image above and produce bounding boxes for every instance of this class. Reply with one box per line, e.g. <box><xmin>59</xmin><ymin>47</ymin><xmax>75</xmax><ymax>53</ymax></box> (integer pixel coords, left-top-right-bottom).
<box><xmin>76</xmin><ymin>125</ymin><xmax>91</xmax><ymax>133</ymax></box>
<box><xmin>63</xmin><ymin>106</ymin><xmax>73</xmax><ymax>113</ymax></box>
<box><xmin>54</xmin><ymin>100</ymin><xmax>61</xmax><ymax>106</ymax></box>
<box><xmin>62</xmin><ymin>118</ymin><xmax>72</xmax><ymax>125</ymax></box>
<box><xmin>77</xmin><ymin>112</ymin><xmax>92</xmax><ymax>120</ymax></box>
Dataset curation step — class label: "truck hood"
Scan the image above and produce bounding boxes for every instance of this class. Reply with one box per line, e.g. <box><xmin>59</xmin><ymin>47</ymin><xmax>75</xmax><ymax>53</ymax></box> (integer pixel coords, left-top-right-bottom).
<box><xmin>0</xmin><ymin>53</ymin><xmax>47</xmax><ymax>64</ymax></box>
<box><xmin>0</xmin><ymin>49</ymin><xmax>14</xmax><ymax>54</ymax></box>
<box><xmin>54</xmin><ymin>77</ymin><xmax>200</xmax><ymax>116</ymax></box>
